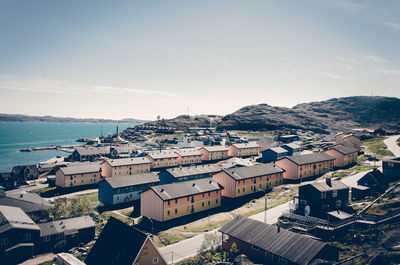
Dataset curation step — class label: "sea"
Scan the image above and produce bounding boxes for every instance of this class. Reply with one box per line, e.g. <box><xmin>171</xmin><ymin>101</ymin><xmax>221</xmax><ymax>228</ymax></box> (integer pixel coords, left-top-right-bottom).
<box><xmin>0</xmin><ymin>122</ymin><xmax>135</xmax><ymax>173</ymax></box>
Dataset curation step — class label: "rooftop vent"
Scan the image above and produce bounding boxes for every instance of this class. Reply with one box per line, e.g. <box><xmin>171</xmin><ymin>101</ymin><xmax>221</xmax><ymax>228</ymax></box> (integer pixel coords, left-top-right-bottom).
<box><xmin>192</xmin><ymin>183</ymin><xmax>196</xmax><ymax>187</ymax></box>
<box><xmin>326</xmin><ymin>178</ymin><xmax>332</xmax><ymax>187</ymax></box>
<box><xmin>161</xmin><ymin>188</ymin><xmax>164</xmax><ymax>192</ymax></box>
<box><xmin>19</xmin><ymin>194</ymin><xmax>23</xmax><ymax>198</ymax></box>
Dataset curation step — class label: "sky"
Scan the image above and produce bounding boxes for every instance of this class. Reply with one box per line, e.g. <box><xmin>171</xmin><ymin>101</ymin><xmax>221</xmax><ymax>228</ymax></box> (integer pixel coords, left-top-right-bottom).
<box><xmin>0</xmin><ymin>0</ymin><xmax>399</xmax><ymax>120</ymax></box>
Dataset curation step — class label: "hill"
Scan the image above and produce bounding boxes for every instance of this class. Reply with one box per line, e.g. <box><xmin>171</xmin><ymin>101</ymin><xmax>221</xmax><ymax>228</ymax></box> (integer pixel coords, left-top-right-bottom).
<box><xmin>134</xmin><ymin>96</ymin><xmax>400</xmax><ymax>133</ymax></box>
<box><xmin>0</xmin><ymin>113</ymin><xmax>148</xmax><ymax>124</ymax></box>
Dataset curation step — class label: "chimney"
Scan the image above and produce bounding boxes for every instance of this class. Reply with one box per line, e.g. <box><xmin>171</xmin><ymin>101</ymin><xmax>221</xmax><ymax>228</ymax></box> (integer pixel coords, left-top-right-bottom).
<box><xmin>326</xmin><ymin>178</ymin><xmax>332</xmax><ymax>187</ymax></box>
<box><xmin>277</xmin><ymin>224</ymin><xmax>280</xmax><ymax>233</ymax></box>
<box><xmin>19</xmin><ymin>194</ymin><xmax>23</xmax><ymax>198</ymax></box>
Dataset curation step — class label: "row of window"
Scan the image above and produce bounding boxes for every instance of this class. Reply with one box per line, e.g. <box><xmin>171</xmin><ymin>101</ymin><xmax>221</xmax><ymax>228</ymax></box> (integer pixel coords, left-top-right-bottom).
<box><xmin>166</xmin><ymin>199</ymin><xmax>219</xmax><ymax>216</ymax></box>
<box><xmin>166</xmin><ymin>191</ymin><xmax>219</xmax><ymax>205</ymax></box>
<box><xmin>321</xmin><ymin>190</ymin><xmax>338</xmax><ymax>198</ymax></box>
<box><xmin>237</xmin><ymin>181</ymin><xmax>282</xmax><ymax>194</ymax></box>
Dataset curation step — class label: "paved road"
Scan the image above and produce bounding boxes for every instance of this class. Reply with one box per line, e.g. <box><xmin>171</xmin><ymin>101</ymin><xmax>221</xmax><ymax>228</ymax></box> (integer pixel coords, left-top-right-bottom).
<box><xmin>384</xmin><ymin>135</ymin><xmax>400</xmax><ymax>157</ymax></box>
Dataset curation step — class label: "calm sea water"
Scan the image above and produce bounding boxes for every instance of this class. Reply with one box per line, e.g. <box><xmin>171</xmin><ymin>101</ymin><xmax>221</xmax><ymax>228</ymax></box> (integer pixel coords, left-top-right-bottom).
<box><xmin>0</xmin><ymin>122</ymin><xmax>134</xmax><ymax>173</ymax></box>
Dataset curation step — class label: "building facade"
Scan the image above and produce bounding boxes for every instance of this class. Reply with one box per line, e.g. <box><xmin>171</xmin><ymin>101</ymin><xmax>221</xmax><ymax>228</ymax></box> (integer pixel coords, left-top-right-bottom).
<box><xmin>98</xmin><ymin>173</ymin><xmax>159</xmax><ymax>205</ymax></box>
<box><xmin>146</xmin><ymin>151</ymin><xmax>179</xmax><ymax>169</ymax></box>
<box><xmin>100</xmin><ymin>157</ymin><xmax>151</xmax><ymax>178</ymax></box>
<box><xmin>212</xmin><ymin>163</ymin><xmax>284</xmax><ymax>198</ymax></box>
<box><xmin>174</xmin><ymin>148</ymin><xmax>203</xmax><ymax>165</ymax></box>
<box><xmin>140</xmin><ymin>178</ymin><xmax>222</xmax><ymax>222</ymax></box>
<box><xmin>55</xmin><ymin>163</ymin><xmax>101</xmax><ymax>188</ymax></box>
<box><xmin>227</xmin><ymin>143</ymin><xmax>260</xmax><ymax>157</ymax></box>
<box><xmin>198</xmin><ymin>146</ymin><xmax>229</xmax><ymax>161</ymax></box>
<box><xmin>324</xmin><ymin>145</ymin><xmax>358</xmax><ymax>168</ymax></box>
<box><xmin>261</xmin><ymin>147</ymin><xmax>289</xmax><ymax>163</ymax></box>
<box><xmin>160</xmin><ymin>164</ymin><xmax>221</xmax><ymax>183</ymax></box>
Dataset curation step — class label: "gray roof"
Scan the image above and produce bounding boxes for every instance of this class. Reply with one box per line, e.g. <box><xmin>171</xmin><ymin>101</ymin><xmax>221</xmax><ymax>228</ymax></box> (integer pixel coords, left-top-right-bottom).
<box><xmin>329</xmin><ymin>145</ymin><xmax>358</xmax><ymax>155</ymax></box>
<box><xmin>231</xmin><ymin>142</ymin><xmax>260</xmax><ymax>149</ymax></box>
<box><xmin>283</xmin><ymin>143</ymin><xmax>302</xmax><ymax>150</ymax></box>
<box><xmin>146</xmin><ymin>151</ymin><xmax>179</xmax><ymax>159</ymax></box>
<box><xmin>103</xmin><ymin>173</ymin><xmax>159</xmax><ymax>189</ymax></box>
<box><xmin>150</xmin><ymin>178</ymin><xmax>222</xmax><ymax>200</ymax></box>
<box><xmin>200</xmin><ymin>145</ymin><xmax>229</xmax><ymax>152</ymax></box>
<box><xmin>223</xmin><ymin>163</ymin><xmax>284</xmax><ymax>180</ymax></box>
<box><xmin>307</xmin><ymin>180</ymin><xmax>349</xmax><ymax>192</ymax></box>
<box><xmin>268</xmin><ymin>147</ymin><xmax>289</xmax><ymax>154</ymax></box>
<box><xmin>75</xmin><ymin>146</ymin><xmax>110</xmax><ymax>156</ymax></box>
<box><xmin>174</xmin><ymin>148</ymin><xmax>202</xmax><ymax>157</ymax></box>
<box><xmin>285</xmin><ymin>153</ymin><xmax>334</xmax><ymax>165</ymax></box>
<box><xmin>39</xmin><ymin>216</ymin><xmax>95</xmax><ymax>237</ymax></box>
<box><xmin>103</xmin><ymin>157</ymin><xmax>151</xmax><ymax>167</ymax></box>
<box><xmin>0</xmin><ymin>205</ymin><xmax>40</xmax><ymax>233</ymax></box>
<box><xmin>166</xmin><ymin>164</ymin><xmax>221</xmax><ymax>179</ymax></box>
<box><xmin>59</xmin><ymin>162</ymin><xmax>101</xmax><ymax>175</ymax></box>
<box><xmin>219</xmin><ymin>216</ymin><xmax>327</xmax><ymax>265</ymax></box>
<box><xmin>0</xmin><ymin>193</ymin><xmax>50</xmax><ymax>213</ymax></box>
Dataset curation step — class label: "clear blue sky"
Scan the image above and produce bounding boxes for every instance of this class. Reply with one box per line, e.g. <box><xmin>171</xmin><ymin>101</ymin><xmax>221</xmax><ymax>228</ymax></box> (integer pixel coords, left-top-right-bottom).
<box><xmin>0</xmin><ymin>0</ymin><xmax>399</xmax><ymax>120</ymax></box>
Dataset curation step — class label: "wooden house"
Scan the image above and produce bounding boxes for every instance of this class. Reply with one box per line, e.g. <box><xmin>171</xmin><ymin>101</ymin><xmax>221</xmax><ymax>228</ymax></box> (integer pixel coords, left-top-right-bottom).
<box><xmin>98</xmin><ymin>173</ymin><xmax>160</xmax><ymax>205</ymax></box>
<box><xmin>275</xmin><ymin>153</ymin><xmax>335</xmax><ymax>182</ymax></box>
<box><xmin>198</xmin><ymin>146</ymin><xmax>229</xmax><ymax>161</ymax></box>
<box><xmin>174</xmin><ymin>148</ymin><xmax>203</xmax><ymax>165</ymax></box>
<box><xmin>100</xmin><ymin>157</ymin><xmax>151</xmax><ymax>178</ymax></box>
<box><xmin>145</xmin><ymin>151</ymin><xmax>179</xmax><ymax>169</ymax></box>
<box><xmin>212</xmin><ymin>163</ymin><xmax>284</xmax><ymax>198</ymax></box>
<box><xmin>324</xmin><ymin>145</ymin><xmax>358</xmax><ymax>168</ymax></box>
<box><xmin>281</xmin><ymin>143</ymin><xmax>302</xmax><ymax>156</ymax></box>
<box><xmin>227</xmin><ymin>142</ymin><xmax>260</xmax><ymax>157</ymax></box>
<box><xmin>55</xmin><ymin>162</ymin><xmax>101</xmax><ymax>188</ymax></box>
<box><xmin>140</xmin><ymin>178</ymin><xmax>222</xmax><ymax>222</ymax></box>
<box><xmin>261</xmin><ymin>147</ymin><xmax>289</xmax><ymax>163</ymax></box>
<box><xmin>160</xmin><ymin>164</ymin><xmax>221</xmax><ymax>183</ymax></box>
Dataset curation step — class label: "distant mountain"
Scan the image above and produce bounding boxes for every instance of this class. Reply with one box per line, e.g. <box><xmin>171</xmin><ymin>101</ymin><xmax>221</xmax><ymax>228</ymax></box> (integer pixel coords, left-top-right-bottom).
<box><xmin>0</xmin><ymin>113</ymin><xmax>148</xmax><ymax>124</ymax></box>
<box><xmin>132</xmin><ymin>96</ymin><xmax>400</xmax><ymax>133</ymax></box>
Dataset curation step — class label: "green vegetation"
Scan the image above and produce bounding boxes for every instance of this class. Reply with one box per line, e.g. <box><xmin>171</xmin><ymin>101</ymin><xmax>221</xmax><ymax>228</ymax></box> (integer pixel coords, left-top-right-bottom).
<box><xmin>361</xmin><ymin>136</ymin><xmax>394</xmax><ymax>158</ymax></box>
<box><xmin>39</xmin><ymin>171</ymin><xmax>50</xmax><ymax>178</ymax></box>
<box><xmin>30</xmin><ymin>186</ymin><xmax>57</xmax><ymax>195</ymax></box>
<box><xmin>47</xmin><ymin>196</ymin><xmax>94</xmax><ymax>220</ymax></box>
<box><xmin>348</xmin><ymin>165</ymin><xmax>378</xmax><ymax>171</ymax></box>
<box><xmin>95</xmin><ymin>211</ymin><xmax>133</xmax><ymax>236</ymax></box>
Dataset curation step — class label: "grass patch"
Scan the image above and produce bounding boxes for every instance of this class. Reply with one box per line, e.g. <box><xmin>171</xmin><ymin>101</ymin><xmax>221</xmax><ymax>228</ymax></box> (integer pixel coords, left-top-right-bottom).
<box><xmin>155</xmin><ymin>231</ymin><xmax>194</xmax><ymax>246</ymax></box>
<box><xmin>39</xmin><ymin>171</ymin><xmax>50</xmax><ymax>178</ymax></box>
<box><xmin>30</xmin><ymin>186</ymin><xmax>57</xmax><ymax>195</ymax></box>
<box><xmin>348</xmin><ymin>165</ymin><xmax>377</xmax><ymax>171</ymax></box>
<box><xmin>95</xmin><ymin>211</ymin><xmax>133</xmax><ymax>236</ymax></box>
<box><xmin>361</xmin><ymin>136</ymin><xmax>394</xmax><ymax>158</ymax></box>
<box><xmin>183</xmin><ymin>219</ymin><xmax>231</xmax><ymax>233</ymax></box>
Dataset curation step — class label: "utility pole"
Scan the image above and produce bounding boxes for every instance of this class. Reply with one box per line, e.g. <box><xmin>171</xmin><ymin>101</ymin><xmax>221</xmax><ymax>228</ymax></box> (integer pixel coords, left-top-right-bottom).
<box><xmin>258</xmin><ymin>188</ymin><xmax>268</xmax><ymax>223</ymax></box>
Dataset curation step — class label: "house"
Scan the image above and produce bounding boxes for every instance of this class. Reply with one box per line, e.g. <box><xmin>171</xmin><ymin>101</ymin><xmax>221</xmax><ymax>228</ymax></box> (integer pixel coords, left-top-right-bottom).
<box><xmin>227</xmin><ymin>143</ymin><xmax>260</xmax><ymax>157</ymax></box>
<box><xmin>281</xmin><ymin>143</ymin><xmax>302</xmax><ymax>156</ymax></box>
<box><xmin>335</xmin><ymin>133</ymin><xmax>360</xmax><ymax>150</ymax></box>
<box><xmin>298</xmin><ymin>179</ymin><xmax>349</xmax><ymax>218</ymax></box>
<box><xmin>55</xmin><ymin>162</ymin><xmax>101</xmax><ymax>188</ymax></box>
<box><xmin>278</xmin><ymin>134</ymin><xmax>300</xmax><ymax>143</ymax></box>
<box><xmin>11</xmin><ymin>165</ymin><xmax>39</xmax><ymax>181</ymax></box>
<box><xmin>85</xmin><ymin>217</ymin><xmax>167</xmax><ymax>265</ymax></box>
<box><xmin>145</xmin><ymin>151</ymin><xmax>179</xmax><ymax>169</ymax></box>
<box><xmin>174</xmin><ymin>148</ymin><xmax>203</xmax><ymax>165</ymax></box>
<box><xmin>351</xmin><ymin>168</ymin><xmax>388</xmax><ymax>200</ymax></box>
<box><xmin>100</xmin><ymin>157</ymin><xmax>151</xmax><ymax>178</ymax></box>
<box><xmin>382</xmin><ymin>157</ymin><xmax>400</xmax><ymax>180</ymax></box>
<box><xmin>198</xmin><ymin>146</ymin><xmax>229</xmax><ymax>161</ymax></box>
<box><xmin>212</xmin><ymin>163</ymin><xmax>284</xmax><ymax>198</ymax></box>
<box><xmin>109</xmin><ymin>145</ymin><xmax>137</xmax><ymax>158</ymax></box>
<box><xmin>0</xmin><ymin>172</ymin><xmax>18</xmax><ymax>190</ymax></box>
<box><xmin>219</xmin><ymin>216</ymin><xmax>338</xmax><ymax>265</ymax></box>
<box><xmin>160</xmin><ymin>164</ymin><xmax>221</xmax><ymax>184</ymax></box>
<box><xmin>141</xmin><ymin>178</ymin><xmax>223</xmax><ymax>222</ymax></box>
<box><xmin>70</xmin><ymin>146</ymin><xmax>110</xmax><ymax>162</ymax></box>
<box><xmin>38</xmin><ymin>216</ymin><xmax>95</xmax><ymax>252</ymax></box>
<box><xmin>324</xmin><ymin>145</ymin><xmax>358</xmax><ymax>168</ymax></box>
<box><xmin>0</xmin><ymin>206</ymin><xmax>41</xmax><ymax>265</ymax></box>
<box><xmin>0</xmin><ymin>190</ymin><xmax>50</xmax><ymax>214</ymax></box>
<box><xmin>275</xmin><ymin>153</ymin><xmax>335</xmax><ymax>182</ymax></box>
<box><xmin>220</xmin><ymin>157</ymin><xmax>256</xmax><ymax>169</ymax></box>
<box><xmin>261</xmin><ymin>147</ymin><xmax>289</xmax><ymax>163</ymax></box>
<box><xmin>98</xmin><ymin>173</ymin><xmax>160</xmax><ymax>205</ymax></box>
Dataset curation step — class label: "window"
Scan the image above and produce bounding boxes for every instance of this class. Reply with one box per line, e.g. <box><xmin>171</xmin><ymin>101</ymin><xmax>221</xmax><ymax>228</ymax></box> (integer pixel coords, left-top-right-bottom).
<box><xmin>336</xmin><ymin>200</ymin><xmax>341</xmax><ymax>208</ymax></box>
<box><xmin>208</xmin><ymin>192</ymin><xmax>210</xmax><ymax>196</ymax></box>
<box><xmin>187</xmin><ymin>197</ymin><xmax>189</xmax><ymax>201</ymax></box>
<box><xmin>202</xmin><ymin>193</ymin><xmax>204</xmax><ymax>198</ymax></box>
<box><xmin>167</xmin><ymin>210</ymin><xmax>170</xmax><ymax>216</ymax></box>
<box><xmin>208</xmin><ymin>201</ymin><xmax>210</xmax><ymax>206</ymax></box>
<box><xmin>238</xmin><ymin>189</ymin><xmax>240</xmax><ymax>193</ymax></box>
<box><xmin>0</xmin><ymin>237</ymin><xmax>9</xmax><ymax>245</ymax></box>
<box><xmin>243</xmin><ymin>188</ymin><xmax>245</xmax><ymax>192</ymax></box>
<box><xmin>187</xmin><ymin>206</ymin><xmax>190</xmax><ymax>211</ymax></box>
<box><xmin>43</xmin><ymin>235</ymin><xmax>51</xmax><ymax>242</ymax></box>
<box><xmin>175</xmin><ymin>209</ymin><xmax>178</xmax><ymax>214</ymax></box>
<box><xmin>321</xmin><ymin>204</ymin><xmax>326</xmax><ymax>209</ymax></box>
<box><xmin>168</xmin><ymin>200</ymin><xmax>170</xmax><ymax>206</ymax></box>
<box><xmin>175</xmin><ymin>199</ymin><xmax>178</xmax><ymax>204</ymax></box>
<box><xmin>56</xmin><ymin>233</ymin><xmax>63</xmax><ymax>239</ymax></box>
<box><xmin>216</xmin><ymin>199</ymin><xmax>218</xmax><ymax>204</ymax></box>
<box><xmin>332</xmin><ymin>190</ymin><xmax>337</xmax><ymax>198</ymax></box>
<box><xmin>153</xmin><ymin>257</ymin><xmax>159</xmax><ymax>264</ymax></box>
<box><xmin>321</xmin><ymin>192</ymin><xmax>326</xmax><ymax>199</ymax></box>
<box><xmin>22</xmin><ymin>233</ymin><xmax>30</xmax><ymax>240</ymax></box>
<box><xmin>202</xmin><ymin>202</ymin><xmax>204</xmax><ymax>207</ymax></box>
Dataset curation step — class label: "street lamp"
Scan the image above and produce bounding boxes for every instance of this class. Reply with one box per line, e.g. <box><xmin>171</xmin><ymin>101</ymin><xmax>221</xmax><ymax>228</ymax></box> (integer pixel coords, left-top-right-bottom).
<box><xmin>258</xmin><ymin>188</ymin><xmax>268</xmax><ymax>223</ymax></box>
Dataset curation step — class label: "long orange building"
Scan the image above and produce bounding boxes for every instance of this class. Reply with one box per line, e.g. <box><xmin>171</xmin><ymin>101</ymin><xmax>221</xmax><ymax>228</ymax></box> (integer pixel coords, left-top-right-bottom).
<box><xmin>56</xmin><ymin>162</ymin><xmax>101</xmax><ymax>188</ymax></box>
<box><xmin>212</xmin><ymin>163</ymin><xmax>284</xmax><ymax>198</ymax></box>
<box><xmin>100</xmin><ymin>157</ymin><xmax>151</xmax><ymax>178</ymax></box>
<box><xmin>324</xmin><ymin>145</ymin><xmax>358</xmax><ymax>168</ymax></box>
<box><xmin>227</xmin><ymin>143</ymin><xmax>260</xmax><ymax>157</ymax></box>
<box><xmin>140</xmin><ymin>178</ymin><xmax>222</xmax><ymax>222</ymax></box>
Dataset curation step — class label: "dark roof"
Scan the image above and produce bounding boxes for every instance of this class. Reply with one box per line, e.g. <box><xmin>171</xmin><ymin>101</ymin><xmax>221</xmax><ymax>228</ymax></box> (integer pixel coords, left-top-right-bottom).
<box><xmin>219</xmin><ymin>216</ymin><xmax>327</xmax><ymax>265</ymax></box>
<box><xmin>284</xmin><ymin>153</ymin><xmax>334</xmax><ymax>165</ymax></box>
<box><xmin>146</xmin><ymin>151</ymin><xmax>179</xmax><ymax>159</ymax></box>
<box><xmin>0</xmin><ymin>193</ymin><xmax>50</xmax><ymax>213</ymax></box>
<box><xmin>283</xmin><ymin>143</ymin><xmax>302</xmax><ymax>150</ymax></box>
<box><xmin>166</xmin><ymin>164</ymin><xmax>221</xmax><ymax>179</ymax></box>
<box><xmin>357</xmin><ymin>169</ymin><xmax>388</xmax><ymax>190</ymax></box>
<box><xmin>306</xmin><ymin>180</ymin><xmax>349</xmax><ymax>192</ymax></box>
<box><xmin>59</xmin><ymin>162</ymin><xmax>101</xmax><ymax>175</ymax></box>
<box><xmin>103</xmin><ymin>173</ymin><xmax>160</xmax><ymax>189</ymax></box>
<box><xmin>103</xmin><ymin>157</ymin><xmax>151</xmax><ymax>167</ymax></box>
<box><xmin>150</xmin><ymin>178</ymin><xmax>222</xmax><ymax>200</ymax></box>
<box><xmin>0</xmin><ymin>205</ymin><xmax>40</xmax><ymax>233</ymax></box>
<box><xmin>329</xmin><ymin>145</ymin><xmax>358</xmax><ymax>155</ymax></box>
<box><xmin>75</xmin><ymin>146</ymin><xmax>110</xmax><ymax>156</ymax></box>
<box><xmin>39</xmin><ymin>216</ymin><xmax>95</xmax><ymax>237</ymax></box>
<box><xmin>85</xmin><ymin>217</ymin><xmax>149</xmax><ymax>265</ymax></box>
<box><xmin>223</xmin><ymin>163</ymin><xmax>284</xmax><ymax>181</ymax></box>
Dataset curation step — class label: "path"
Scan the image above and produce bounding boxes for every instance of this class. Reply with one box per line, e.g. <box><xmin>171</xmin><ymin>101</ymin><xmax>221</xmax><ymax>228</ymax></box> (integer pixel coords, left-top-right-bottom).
<box><xmin>384</xmin><ymin>135</ymin><xmax>400</xmax><ymax>157</ymax></box>
<box><xmin>19</xmin><ymin>253</ymin><xmax>55</xmax><ymax>265</ymax></box>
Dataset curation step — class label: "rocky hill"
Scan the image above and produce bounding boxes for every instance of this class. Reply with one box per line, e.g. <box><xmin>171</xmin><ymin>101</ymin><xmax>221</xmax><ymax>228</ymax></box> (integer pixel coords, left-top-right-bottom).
<box><xmin>0</xmin><ymin>113</ymin><xmax>147</xmax><ymax>124</ymax></box>
<box><xmin>129</xmin><ymin>96</ymin><xmax>400</xmax><ymax>134</ymax></box>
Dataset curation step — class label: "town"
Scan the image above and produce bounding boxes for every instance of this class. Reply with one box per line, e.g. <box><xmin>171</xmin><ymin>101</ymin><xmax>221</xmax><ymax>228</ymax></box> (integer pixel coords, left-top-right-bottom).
<box><xmin>1</xmin><ymin>125</ymin><xmax>400</xmax><ymax>265</ymax></box>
